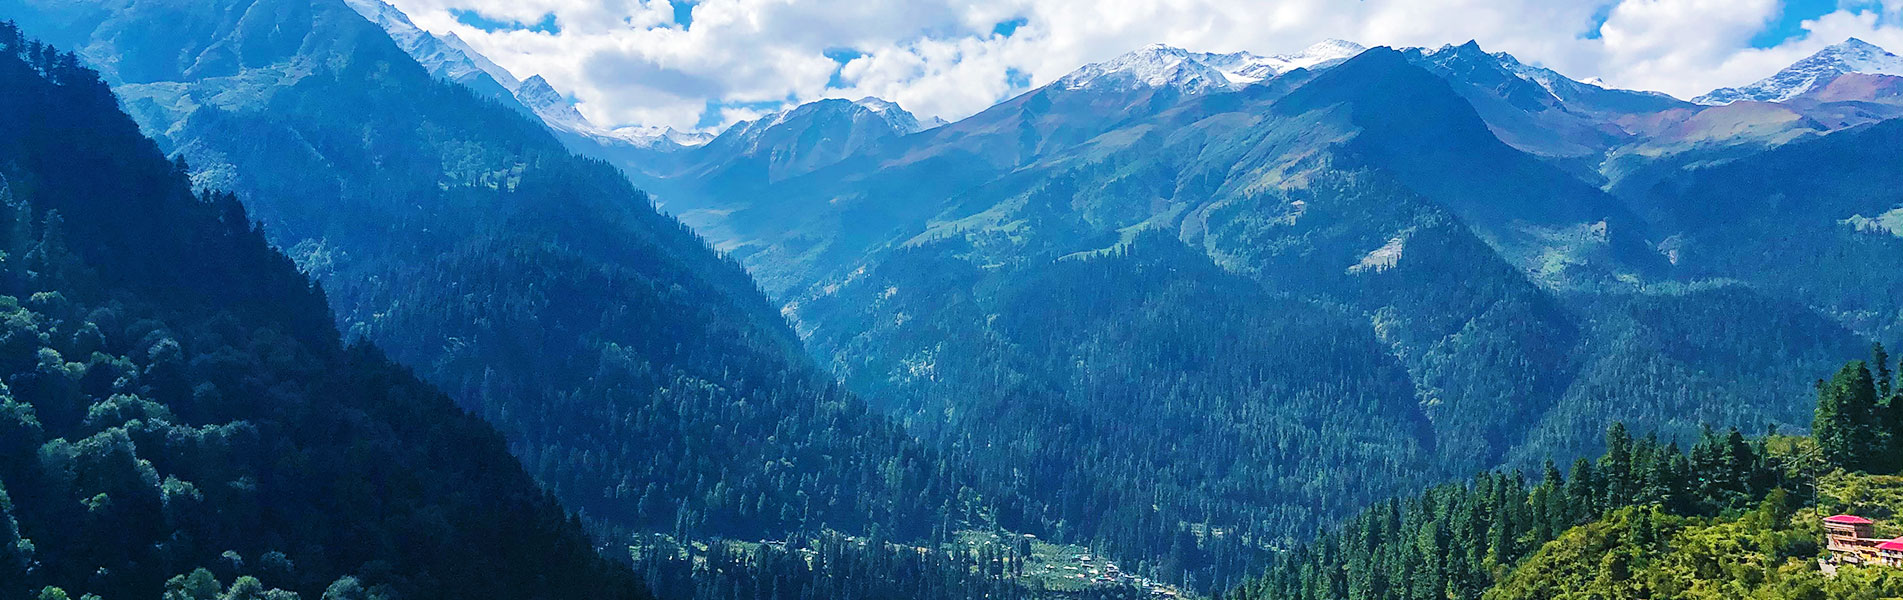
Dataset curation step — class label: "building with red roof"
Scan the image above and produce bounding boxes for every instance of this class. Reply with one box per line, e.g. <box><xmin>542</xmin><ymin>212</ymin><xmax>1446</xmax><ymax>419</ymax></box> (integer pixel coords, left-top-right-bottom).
<box><xmin>1878</xmin><ymin>538</ymin><xmax>1903</xmax><ymax>567</ymax></box>
<box><xmin>1825</xmin><ymin>514</ymin><xmax>1895</xmax><ymax>566</ymax></box>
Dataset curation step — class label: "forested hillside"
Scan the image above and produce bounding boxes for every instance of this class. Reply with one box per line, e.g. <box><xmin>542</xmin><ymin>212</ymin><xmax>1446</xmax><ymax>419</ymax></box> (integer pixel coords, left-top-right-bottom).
<box><xmin>1629</xmin><ymin>116</ymin><xmax>1903</xmax><ymax>344</ymax></box>
<box><xmin>8</xmin><ymin>1</ymin><xmax>1898</xmax><ymax>596</ymax></box>
<box><xmin>1228</xmin><ymin>348</ymin><xmax>1903</xmax><ymax>600</ymax></box>
<box><xmin>0</xmin><ymin>23</ymin><xmax>645</xmax><ymax>599</ymax></box>
<box><xmin>772</xmin><ymin>48</ymin><xmax>1872</xmax><ymax>590</ymax></box>
<box><xmin>0</xmin><ymin>0</ymin><xmax>988</xmax><ymax>551</ymax></box>
<box><xmin>799</xmin><ymin>231</ymin><xmax>1438</xmax><ymax>589</ymax></box>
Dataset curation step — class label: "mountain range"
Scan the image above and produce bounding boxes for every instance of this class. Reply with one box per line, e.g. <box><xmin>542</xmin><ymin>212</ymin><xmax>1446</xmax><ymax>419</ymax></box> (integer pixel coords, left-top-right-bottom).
<box><xmin>249</xmin><ymin>7</ymin><xmax>1903</xmax><ymax>586</ymax></box>
<box><xmin>4</xmin><ymin>0</ymin><xmax>1903</xmax><ymax>597</ymax></box>
<box><xmin>523</xmin><ymin>29</ymin><xmax>1903</xmax><ymax>589</ymax></box>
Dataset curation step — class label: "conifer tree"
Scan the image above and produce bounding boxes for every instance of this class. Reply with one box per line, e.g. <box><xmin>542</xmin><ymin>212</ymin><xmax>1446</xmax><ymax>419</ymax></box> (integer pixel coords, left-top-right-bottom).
<box><xmin>1877</xmin><ymin>343</ymin><xmax>1894</xmax><ymax>400</ymax></box>
<box><xmin>1813</xmin><ymin>360</ymin><xmax>1879</xmax><ymax>472</ymax></box>
<box><xmin>1599</xmin><ymin>423</ymin><xmax>1633</xmax><ymax>506</ymax></box>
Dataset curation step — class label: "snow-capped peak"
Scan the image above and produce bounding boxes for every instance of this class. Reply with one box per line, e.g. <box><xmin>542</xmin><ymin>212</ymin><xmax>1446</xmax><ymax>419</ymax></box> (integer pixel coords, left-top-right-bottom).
<box><xmin>345</xmin><ymin>0</ymin><xmax>715</xmax><ymax>151</ymax></box>
<box><xmin>1057</xmin><ymin>40</ymin><xmax>1366</xmax><ymax>94</ymax></box>
<box><xmin>515</xmin><ymin>76</ymin><xmax>576</xmax><ymax>117</ymax></box>
<box><xmin>854</xmin><ymin>97</ymin><xmax>945</xmax><ymax>134</ymax></box>
<box><xmin>609</xmin><ymin>125</ymin><xmax>714</xmax><ymax>149</ymax></box>
<box><xmin>852</xmin><ymin>97</ymin><xmax>903</xmax><ymax>114</ymax></box>
<box><xmin>512</xmin><ymin>75</ymin><xmax>615</xmax><ymax>136</ymax></box>
<box><xmin>439</xmin><ymin>32</ymin><xmax>520</xmax><ymax>91</ymax></box>
<box><xmin>520</xmin><ymin>80</ymin><xmax>713</xmax><ymax>150</ymax></box>
<box><xmin>344</xmin><ymin>0</ymin><xmax>515</xmax><ymax>92</ymax></box>
<box><xmin>1058</xmin><ymin>44</ymin><xmax>1235</xmax><ymax>94</ymax></box>
<box><xmin>1695</xmin><ymin>37</ymin><xmax>1903</xmax><ymax>105</ymax></box>
<box><xmin>1240</xmin><ymin>39</ymin><xmax>1368</xmax><ymax>78</ymax></box>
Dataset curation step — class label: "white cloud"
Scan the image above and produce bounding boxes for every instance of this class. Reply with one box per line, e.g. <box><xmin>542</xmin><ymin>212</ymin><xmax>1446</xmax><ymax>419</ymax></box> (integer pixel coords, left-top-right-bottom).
<box><xmin>381</xmin><ymin>0</ymin><xmax>1903</xmax><ymax>132</ymax></box>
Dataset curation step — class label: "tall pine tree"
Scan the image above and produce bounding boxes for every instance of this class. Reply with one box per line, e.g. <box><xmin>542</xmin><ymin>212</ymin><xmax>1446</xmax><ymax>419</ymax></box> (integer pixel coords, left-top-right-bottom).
<box><xmin>1814</xmin><ymin>360</ymin><xmax>1879</xmax><ymax>472</ymax></box>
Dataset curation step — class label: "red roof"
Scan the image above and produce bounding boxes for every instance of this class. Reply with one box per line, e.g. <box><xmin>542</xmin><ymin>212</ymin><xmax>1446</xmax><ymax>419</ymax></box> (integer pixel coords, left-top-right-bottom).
<box><xmin>1826</xmin><ymin>515</ymin><xmax>1875</xmax><ymax>525</ymax></box>
<box><xmin>1879</xmin><ymin>538</ymin><xmax>1903</xmax><ymax>551</ymax></box>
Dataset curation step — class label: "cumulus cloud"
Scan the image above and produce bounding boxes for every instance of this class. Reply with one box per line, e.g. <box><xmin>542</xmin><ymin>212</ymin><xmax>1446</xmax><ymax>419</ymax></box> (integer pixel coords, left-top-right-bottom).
<box><xmin>383</xmin><ymin>0</ymin><xmax>1903</xmax><ymax>131</ymax></box>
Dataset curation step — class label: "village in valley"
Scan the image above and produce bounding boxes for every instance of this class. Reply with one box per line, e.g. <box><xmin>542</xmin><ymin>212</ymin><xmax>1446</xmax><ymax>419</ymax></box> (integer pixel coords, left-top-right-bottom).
<box><xmin>628</xmin><ymin>530</ymin><xmax>1192</xmax><ymax>598</ymax></box>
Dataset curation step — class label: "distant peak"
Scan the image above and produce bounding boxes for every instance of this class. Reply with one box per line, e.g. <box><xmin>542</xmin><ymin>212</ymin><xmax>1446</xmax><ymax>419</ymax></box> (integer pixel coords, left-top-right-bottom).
<box><xmin>1427</xmin><ymin>40</ymin><xmax>1492</xmax><ymax>60</ymax></box>
<box><xmin>1058</xmin><ymin>39</ymin><xmax>1365</xmax><ymax>93</ymax></box>
<box><xmin>1695</xmin><ymin>36</ymin><xmax>1903</xmax><ymax>104</ymax></box>
<box><xmin>1349</xmin><ymin>46</ymin><xmax>1406</xmax><ymax>61</ymax></box>
<box><xmin>517</xmin><ymin>74</ymin><xmax>556</xmax><ymax>97</ymax></box>
<box><xmin>1057</xmin><ymin>43</ymin><xmax>1231</xmax><ymax>93</ymax></box>
<box><xmin>608</xmin><ymin>124</ymin><xmax>712</xmax><ymax>149</ymax></box>
<box><xmin>1279</xmin><ymin>39</ymin><xmax>1367</xmax><ymax>67</ymax></box>
<box><xmin>511</xmin><ymin>74</ymin><xmax>602</xmax><ymax>135</ymax></box>
<box><xmin>1306</xmin><ymin>39</ymin><xmax>1367</xmax><ymax>53</ymax></box>
<box><xmin>1834</xmin><ymin>37</ymin><xmax>1881</xmax><ymax>50</ymax></box>
<box><xmin>741</xmin><ymin>96</ymin><xmax>933</xmax><ymax>136</ymax></box>
<box><xmin>1811</xmin><ymin>37</ymin><xmax>1899</xmax><ymax>60</ymax></box>
<box><xmin>853</xmin><ymin>96</ymin><xmax>901</xmax><ymax>113</ymax></box>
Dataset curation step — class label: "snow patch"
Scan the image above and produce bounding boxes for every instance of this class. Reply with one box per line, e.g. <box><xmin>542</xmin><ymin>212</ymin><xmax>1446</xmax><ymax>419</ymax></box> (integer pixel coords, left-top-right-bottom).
<box><xmin>1056</xmin><ymin>39</ymin><xmax>1365</xmax><ymax>94</ymax></box>
<box><xmin>1350</xmin><ymin>232</ymin><xmax>1408</xmax><ymax>274</ymax></box>
<box><xmin>1842</xmin><ymin>207</ymin><xmax>1903</xmax><ymax>237</ymax></box>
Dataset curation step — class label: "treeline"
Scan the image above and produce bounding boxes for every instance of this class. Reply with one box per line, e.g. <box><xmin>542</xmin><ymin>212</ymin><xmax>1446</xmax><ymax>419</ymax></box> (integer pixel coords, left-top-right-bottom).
<box><xmin>1229</xmin><ymin>345</ymin><xmax>1903</xmax><ymax>600</ymax></box>
<box><xmin>1230</xmin><ymin>422</ymin><xmax>1785</xmax><ymax>600</ymax></box>
<box><xmin>0</xmin><ymin>23</ymin><xmax>644</xmax><ymax>600</ymax></box>
<box><xmin>1812</xmin><ymin>347</ymin><xmax>1903</xmax><ymax>474</ymax></box>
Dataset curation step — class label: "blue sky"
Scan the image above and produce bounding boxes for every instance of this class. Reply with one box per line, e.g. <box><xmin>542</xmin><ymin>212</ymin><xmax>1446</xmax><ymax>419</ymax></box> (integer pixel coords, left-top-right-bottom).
<box><xmin>383</xmin><ymin>0</ymin><xmax>1903</xmax><ymax>131</ymax></box>
<box><xmin>1755</xmin><ymin>0</ymin><xmax>1851</xmax><ymax>46</ymax></box>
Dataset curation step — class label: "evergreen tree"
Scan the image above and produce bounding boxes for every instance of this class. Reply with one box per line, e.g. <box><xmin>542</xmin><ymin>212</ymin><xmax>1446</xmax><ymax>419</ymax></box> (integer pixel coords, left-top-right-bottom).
<box><xmin>1877</xmin><ymin>343</ymin><xmax>1894</xmax><ymax>400</ymax></box>
<box><xmin>1875</xmin><ymin>343</ymin><xmax>1903</xmax><ymax>473</ymax></box>
<box><xmin>1814</xmin><ymin>361</ymin><xmax>1879</xmax><ymax>472</ymax></box>
<box><xmin>1599</xmin><ymin>423</ymin><xmax>1633</xmax><ymax>507</ymax></box>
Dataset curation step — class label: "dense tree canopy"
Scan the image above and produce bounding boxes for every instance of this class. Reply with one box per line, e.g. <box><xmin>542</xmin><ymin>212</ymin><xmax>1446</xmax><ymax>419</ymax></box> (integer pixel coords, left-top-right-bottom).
<box><xmin>0</xmin><ymin>22</ymin><xmax>646</xmax><ymax>600</ymax></box>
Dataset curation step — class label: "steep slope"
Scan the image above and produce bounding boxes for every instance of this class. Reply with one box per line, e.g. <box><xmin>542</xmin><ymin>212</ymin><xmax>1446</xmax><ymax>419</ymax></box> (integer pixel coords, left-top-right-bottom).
<box><xmin>1401</xmin><ymin>41</ymin><xmax>1694</xmax><ymax>161</ymax></box>
<box><xmin>1394</xmin><ymin>39</ymin><xmax>1903</xmax><ymax>208</ymax></box>
<box><xmin>343</xmin><ymin>0</ymin><xmax>712</xmax><ymax>153</ymax></box>
<box><xmin>1631</xmin><ymin>115</ymin><xmax>1903</xmax><ymax>343</ymax></box>
<box><xmin>796</xmin><ymin>231</ymin><xmax>1439</xmax><ymax>589</ymax></box>
<box><xmin>0</xmin><ymin>24</ymin><xmax>644</xmax><ymax>600</ymax></box>
<box><xmin>4</xmin><ymin>0</ymin><xmax>979</xmax><ymax>549</ymax></box>
<box><xmin>1274</xmin><ymin>49</ymin><xmax>1657</xmax><ymax>261</ymax></box>
<box><xmin>340</xmin><ymin>0</ymin><xmax>517</xmax><ymax>103</ymax></box>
